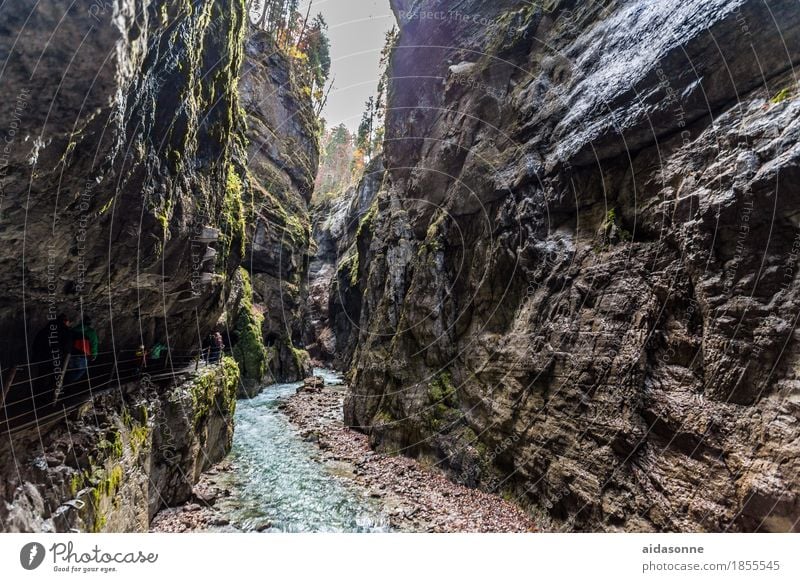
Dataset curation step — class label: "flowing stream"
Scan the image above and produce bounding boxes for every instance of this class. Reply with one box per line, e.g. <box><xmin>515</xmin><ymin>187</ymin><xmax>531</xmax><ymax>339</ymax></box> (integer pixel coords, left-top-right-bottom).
<box><xmin>210</xmin><ymin>369</ymin><xmax>390</xmax><ymax>532</ymax></box>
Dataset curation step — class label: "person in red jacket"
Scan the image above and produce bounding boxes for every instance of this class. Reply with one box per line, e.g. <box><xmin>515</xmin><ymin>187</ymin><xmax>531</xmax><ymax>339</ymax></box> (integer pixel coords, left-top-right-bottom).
<box><xmin>65</xmin><ymin>315</ymin><xmax>99</xmax><ymax>384</ymax></box>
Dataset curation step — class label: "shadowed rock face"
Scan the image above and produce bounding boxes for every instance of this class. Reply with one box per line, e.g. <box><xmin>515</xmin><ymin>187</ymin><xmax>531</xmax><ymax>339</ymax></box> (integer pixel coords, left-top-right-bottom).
<box><xmin>0</xmin><ymin>0</ymin><xmax>249</xmax><ymax>532</ymax></box>
<box><xmin>0</xmin><ymin>0</ymin><xmax>324</xmax><ymax>532</ymax></box>
<box><xmin>0</xmin><ymin>359</ymin><xmax>240</xmax><ymax>533</ymax></box>
<box><xmin>343</xmin><ymin>0</ymin><xmax>800</xmax><ymax>531</ymax></box>
<box><xmin>0</xmin><ymin>0</ymin><xmax>248</xmax><ymax>363</ymax></box>
<box><xmin>240</xmin><ymin>31</ymin><xmax>320</xmax><ymax>382</ymax></box>
<box><xmin>307</xmin><ymin>156</ymin><xmax>385</xmax><ymax>368</ymax></box>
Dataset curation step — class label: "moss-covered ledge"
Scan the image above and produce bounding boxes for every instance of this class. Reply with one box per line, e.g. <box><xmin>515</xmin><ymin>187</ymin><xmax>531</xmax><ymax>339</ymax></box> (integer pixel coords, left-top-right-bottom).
<box><xmin>188</xmin><ymin>356</ymin><xmax>240</xmax><ymax>435</ymax></box>
<box><xmin>168</xmin><ymin>357</ymin><xmax>240</xmax><ymax>484</ymax></box>
<box><xmin>231</xmin><ymin>268</ymin><xmax>272</xmax><ymax>396</ymax></box>
<box><xmin>0</xmin><ymin>357</ymin><xmax>243</xmax><ymax>533</ymax></box>
<box><xmin>83</xmin><ymin>358</ymin><xmax>240</xmax><ymax>532</ymax></box>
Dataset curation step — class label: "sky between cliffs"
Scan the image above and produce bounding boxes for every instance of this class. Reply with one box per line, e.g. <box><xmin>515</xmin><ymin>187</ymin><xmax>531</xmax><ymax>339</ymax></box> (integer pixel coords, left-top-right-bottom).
<box><xmin>300</xmin><ymin>0</ymin><xmax>395</xmax><ymax>131</ymax></box>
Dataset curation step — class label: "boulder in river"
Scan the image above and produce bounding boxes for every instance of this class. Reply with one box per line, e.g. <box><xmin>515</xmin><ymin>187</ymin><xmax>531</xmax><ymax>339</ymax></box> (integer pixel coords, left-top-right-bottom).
<box><xmin>300</xmin><ymin>376</ymin><xmax>325</xmax><ymax>393</ymax></box>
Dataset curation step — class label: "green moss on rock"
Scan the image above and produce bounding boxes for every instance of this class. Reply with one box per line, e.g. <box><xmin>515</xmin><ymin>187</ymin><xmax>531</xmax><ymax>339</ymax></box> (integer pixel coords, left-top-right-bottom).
<box><xmin>771</xmin><ymin>86</ymin><xmax>794</xmax><ymax>104</ymax></box>
<box><xmin>129</xmin><ymin>424</ymin><xmax>150</xmax><ymax>456</ymax></box>
<box><xmin>218</xmin><ymin>164</ymin><xmax>247</xmax><ymax>270</ymax></box>
<box><xmin>338</xmin><ymin>248</ymin><xmax>360</xmax><ymax>287</ymax></box>
<box><xmin>289</xmin><ymin>341</ymin><xmax>311</xmax><ymax>374</ymax></box>
<box><xmin>97</xmin><ymin>430</ymin><xmax>124</xmax><ymax>460</ymax></box>
<box><xmin>189</xmin><ymin>356</ymin><xmax>240</xmax><ymax>429</ymax></box>
<box><xmin>357</xmin><ymin>200</ymin><xmax>379</xmax><ymax>238</ymax></box>
<box><xmin>85</xmin><ymin>463</ymin><xmax>125</xmax><ymax>532</ymax></box>
<box><xmin>69</xmin><ymin>472</ymin><xmax>85</xmax><ymax>498</ymax></box>
<box><xmin>425</xmin><ymin>371</ymin><xmax>459</xmax><ymax>430</ymax></box>
<box><xmin>600</xmin><ymin>207</ymin><xmax>631</xmax><ymax>245</ymax></box>
<box><xmin>373</xmin><ymin>409</ymin><xmax>394</xmax><ymax>425</ymax></box>
<box><xmin>232</xmin><ymin>268</ymin><xmax>269</xmax><ymax>382</ymax></box>
<box><xmin>421</xmin><ymin>210</ymin><xmax>446</xmax><ymax>254</ymax></box>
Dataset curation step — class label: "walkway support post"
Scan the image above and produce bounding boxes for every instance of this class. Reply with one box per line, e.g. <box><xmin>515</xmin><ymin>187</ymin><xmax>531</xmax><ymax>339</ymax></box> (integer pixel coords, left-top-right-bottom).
<box><xmin>53</xmin><ymin>354</ymin><xmax>70</xmax><ymax>405</ymax></box>
<box><xmin>1</xmin><ymin>365</ymin><xmax>16</xmax><ymax>409</ymax></box>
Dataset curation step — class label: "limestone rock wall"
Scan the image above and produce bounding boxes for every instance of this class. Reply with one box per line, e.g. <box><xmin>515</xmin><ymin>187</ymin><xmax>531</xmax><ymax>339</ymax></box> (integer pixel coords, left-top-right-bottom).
<box><xmin>0</xmin><ymin>0</ymin><xmax>249</xmax><ymax>360</ymax></box>
<box><xmin>239</xmin><ymin>31</ymin><xmax>320</xmax><ymax>382</ymax></box>
<box><xmin>307</xmin><ymin>157</ymin><xmax>385</xmax><ymax>367</ymax></box>
<box><xmin>344</xmin><ymin>0</ymin><xmax>800</xmax><ymax>532</ymax></box>
<box><xmin>0</xmin><ymin>0</ymin><xmax>250</xmax><ymax>532</ymax></box>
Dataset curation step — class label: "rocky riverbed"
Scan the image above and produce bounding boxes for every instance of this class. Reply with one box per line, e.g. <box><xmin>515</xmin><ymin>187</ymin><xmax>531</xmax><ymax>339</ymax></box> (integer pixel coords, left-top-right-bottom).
<box><xmin>282</xmin><ymin>378</ymin><xmax>537</xmax><ymax>532</ymax></box>
<box><xmin>152</xmin><ymin>372</ymin><xmax>536</xmax><ymax>533</ymax></box>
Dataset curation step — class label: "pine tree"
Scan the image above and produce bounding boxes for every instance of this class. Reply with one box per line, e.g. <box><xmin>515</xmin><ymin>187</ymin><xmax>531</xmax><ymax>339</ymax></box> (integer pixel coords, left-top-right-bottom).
<box><xmin>356</xmin><ymin>96</ymin><xmax>376</xmax><ymax>160</ymax></box>
<box><xmin>300</xmin><ymin>13</ymin><xmax>331</xmax><ymax>98</ymax></box>
<box><xmin>353</xmin><ymin>27</ymin><xmax>398</xmax><ymax>161</ymax></box>
<box><xmin>314</xmin><ymin>124</ymin><xmax>356</xmax><ymax>202</ymax></box>
<box><xmin>246</xmin><ymin>1</ymin><xmax>331</xmax><ymax>111</ymax></box>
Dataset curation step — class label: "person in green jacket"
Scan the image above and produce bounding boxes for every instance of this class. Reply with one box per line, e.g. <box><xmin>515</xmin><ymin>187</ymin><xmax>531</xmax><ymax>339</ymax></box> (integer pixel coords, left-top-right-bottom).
<box><xmin>65</xmin><ymin>315</ymin><xmax>99</xmax><ymax>383</ymax></box>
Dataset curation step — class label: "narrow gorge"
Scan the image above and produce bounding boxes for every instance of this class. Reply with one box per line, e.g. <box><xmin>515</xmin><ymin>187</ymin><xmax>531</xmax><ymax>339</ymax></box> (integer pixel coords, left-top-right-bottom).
<box><xmin>307</xmin><ymin>0</ymin><xmax>800</xmax><ymax>533</ymax></box>
<box><xmin>0</xmin><ymin>0</ymin><xmax>320</xmax><ymax>532</ymax></box>
<box><xmin>1</xmin><ymin>0</ymin><xmax>799</xmax><ymax>534</ymax></box>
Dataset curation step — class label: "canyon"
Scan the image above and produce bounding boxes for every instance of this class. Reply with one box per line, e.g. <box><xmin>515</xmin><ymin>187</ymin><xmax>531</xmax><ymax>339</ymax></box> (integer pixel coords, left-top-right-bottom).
<box><xmin>2</xmin><ymin>0</ymin><xmax>800</xmax><ymax>533</ymax></box>
<box><xmin>312</xmin><ymin>0</ymin><xmax>800</xmax><ymax>532</ymax></box>
<box><xmin>0</xmin><ymin>0</ymin><xmax>322</xmax><ymax>531</ymax></box>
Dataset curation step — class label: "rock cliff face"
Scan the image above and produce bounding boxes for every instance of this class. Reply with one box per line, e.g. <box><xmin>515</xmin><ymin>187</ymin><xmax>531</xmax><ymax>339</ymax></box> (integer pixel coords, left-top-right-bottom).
<box><xmin>238</xmin><ymin>31</ymin><xmax>320</xmax><ymax>383</ymax></box>
<box><xmin>0</xmin><ymin>0</ymin><xmax>248</xmax><ymax>532</ymax></box>
<box><xmin>307</xmin><ymin>157</ymin><xmax>385</xmax><ymax>367</ymax></box>
<box><xmin>0</xmin><ymin>359</ymin><xmax>239</xmax><ymax>532</ymax></box>
<box><xmin>0</xmin><ymin>0</ymin><xmax>248</xmax><ymax>361</ymax></box>
<box><xmin>343</xmin><ymin>0</ymin><xmax>800</xmax><ymax>531</ymax></box>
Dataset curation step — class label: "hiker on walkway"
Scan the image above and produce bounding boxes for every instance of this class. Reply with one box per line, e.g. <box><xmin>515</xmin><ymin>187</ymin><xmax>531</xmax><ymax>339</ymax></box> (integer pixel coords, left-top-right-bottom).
<box><xmin>148</xmin><ymin>340</ymin><xmax>167</xmax><ymax>370</ymax></box>
<box><xmin>136</xmin><ymin>340</ymin><xmax>167</xmax><ymax>374</ymax></box>
<box><xmin>134</xmin><ymin>344</ymin><xmax>147</xmax><ymax>375</ymax></box>
<box><xmin>209</xmin><ymin>331</ymin><xmax>224</xmax><ymax>364</ymax></box>
<box><xmin>65</xmin><ymin>315</ymin><xmax>99</xmax><ymax>384</ymax></box>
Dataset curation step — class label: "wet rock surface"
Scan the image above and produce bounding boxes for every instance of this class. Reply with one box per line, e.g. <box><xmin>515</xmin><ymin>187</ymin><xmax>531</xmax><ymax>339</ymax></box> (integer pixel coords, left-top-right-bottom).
<box><xmin>0</xmin><ymin>0</ymin><xmax>248</xmax><ymax>533</ymax></box>
<box><xmin>150</xmin><ymin>461</ymin><xmax>237</xmax><ymax>533</ymax></box>
<box><xmin>0</xmin><ymin>0</ymin><xmax>249</xmax><ymax>360</ymax></box>
<box><xmin>340</xmin><ymin>0</ymin><xmax>800</xmax><ymax>531</ymax></box>
<box><xmin>306</xmin><ymin>157</ymin><xmax>385</xmax><ymax>368</ymax></box>
<box><xmin>5</xmin><ymin>0</ymin><xmax>800</xmax><ymax>536</ymax></box>
<box><xmin>238</xmin><ymin>32</ymin><xmax>320</xmax><ymax>384</ymax></box>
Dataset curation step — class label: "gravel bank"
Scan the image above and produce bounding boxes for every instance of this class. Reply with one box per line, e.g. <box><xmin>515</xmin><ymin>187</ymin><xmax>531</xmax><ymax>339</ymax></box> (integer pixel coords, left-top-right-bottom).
<box><xmin>281</xmin><ymin>382</ymin><xmax>536</xmax><ymax>533</ymax></box>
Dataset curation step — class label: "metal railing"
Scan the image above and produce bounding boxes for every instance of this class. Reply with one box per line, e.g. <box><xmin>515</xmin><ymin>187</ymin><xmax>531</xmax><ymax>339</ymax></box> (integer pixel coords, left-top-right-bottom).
<box><xmin>0</xmin><ymin>346</ymin><xmax>230</xmax><ymax>435</ymax></box>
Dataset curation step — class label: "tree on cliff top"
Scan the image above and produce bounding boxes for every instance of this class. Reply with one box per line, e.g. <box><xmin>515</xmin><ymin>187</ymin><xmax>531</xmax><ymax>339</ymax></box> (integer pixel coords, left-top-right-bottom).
<box><xmin>352</xmin><ymin>26</ymin><xmax>398</xmax><ymax>170</ymax></box>
<box><xmin>247</xmin><ymin>1</ymin><xmax>331</xmax><ymax>109</ymax></box>
<box><xmin>314</xmin><ymin>123</ymin><xmax>355</xmax><ymax>203</ymax></box>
